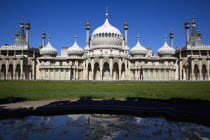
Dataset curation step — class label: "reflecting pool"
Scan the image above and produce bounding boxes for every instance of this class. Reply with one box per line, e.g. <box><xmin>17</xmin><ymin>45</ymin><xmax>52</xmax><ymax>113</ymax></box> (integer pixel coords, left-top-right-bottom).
<box><xmin>0</xmin><ymin>114</ymin><xmax>210</xmax><ymax>140</ymax></box>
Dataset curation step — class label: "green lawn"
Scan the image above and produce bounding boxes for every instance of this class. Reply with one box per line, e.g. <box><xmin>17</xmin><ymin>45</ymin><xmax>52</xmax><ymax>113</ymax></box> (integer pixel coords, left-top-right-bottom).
<box><xmin>0</xmin><ymin>80</ymin><xmax>210</xmax><ymax>101</ymax></box>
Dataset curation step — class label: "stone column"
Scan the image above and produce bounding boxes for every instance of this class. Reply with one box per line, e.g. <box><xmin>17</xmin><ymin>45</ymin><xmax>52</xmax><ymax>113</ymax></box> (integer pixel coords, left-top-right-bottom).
<box><xmin>179</xmin><ymin>60</ymin><xmax>182</xmax><ymax>80</ymax></box>
<box><xmin>191</xmin><ymin>59</ymin><xmax>194</xmax><ymax>81</ymax></box>
<box><xmin>20</xmin><ymin>59</ymin><xmax>23</xmax><ymax>80</ymax></box>
<box><xmin>13</xmin><ymin>59</ymin><xmax>16</xmax><ymax>79</ymax></box>
<box><xmin>32</xmin><ymin>60</ymin><xmax>35</xmax><ymax>79</ymax></box>
<box><xmin>207</xmin><ymin>60</ymin><xmax>209</xmax><ymax>80</ymax></box>
<box><xmin>6</xmin><ymin>59</ymin><xmax>8</xmax><ymax>79</ymax></box>
<box><xmin>76</xmin><ymin>68</ymin><xmax>78</xmax><ymax>80</ymax></box>
<box><xmin>164</xmin><ymin>69</ymin><xmax>166</xmax><ymax>80</ymax></box>
<box><xmin>73</xmin><ymin>68</ymin><xmax>76</xmax><ymax>80</ymax></box>
<box><xmin>138</xmin><ymin>68</ymin><xmax>140</xmax><ymax>80</ymax></box>
<box><xmin>53</xmin><ymin>69</ymin><xmax>55</xmax><ymax>80</ymax></box>
<box><xmin>199</xmin><ymin>59</ymin><xmax>202</xmax><ymax>80</ymax></box>
<box><xmin>91</xmin><ymin>58</ymin><xmax>94</xmax><ymax>80</ymax></box>
<box><xmin>109</xmin><ymin>58</ymin><xmax>113</xmax><ymax>80</ymax></box>
<box><xmin>58</xmin><ymin>69</ymin><xmax>61</xmax><ymax>80</ymax></box>
<box><xmin>100</xmin><ymin>58</ymin><xmax>103</xmax><ymax>80</ymax></box>
<box><xmin>119</xmin><ymin>59</ymin><xmax>122</xmax><ymax>80</ymax></box>
<box><xmin>125</xmin><ymin>60</ymin><xmax>128</xmax><ymax>80</ymax></box>
<box><xmin>48</xmin><ymin>69</ymin><xmax>50</xmax><ymax>80</ymax></box>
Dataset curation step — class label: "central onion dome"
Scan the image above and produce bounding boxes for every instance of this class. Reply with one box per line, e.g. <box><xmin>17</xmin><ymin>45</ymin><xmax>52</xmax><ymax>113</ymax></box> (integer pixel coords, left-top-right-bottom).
<box><xmin>91</xmin><ymin>10</ymin><xmax>123</xmax><ymax>49</ymax></box>
<box><xmin>67</xmin><ymin>35</ymin><xmax>84</xmax><ymax>57</ymax></box>
<box><xmin>130</xmin><ymin>35</ymin><xmax>148</xmax><ymax>57</ymax></box>
<box><xmin>158</xmin><ymin>35</ymin><xmax>175</xmax><ymax>57</ymax></box>
<box><xmin>40</xmin><ymin>36</ymin><xmax>57</xmax><ymax>56</ymax></box>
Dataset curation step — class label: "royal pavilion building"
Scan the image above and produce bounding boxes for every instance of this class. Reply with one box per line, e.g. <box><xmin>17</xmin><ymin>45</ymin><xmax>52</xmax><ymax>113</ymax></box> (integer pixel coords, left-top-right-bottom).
<box><xmin>0</xmin><ymin>11</ymin><xmax>210</xmax><ymax>81</ymax></box>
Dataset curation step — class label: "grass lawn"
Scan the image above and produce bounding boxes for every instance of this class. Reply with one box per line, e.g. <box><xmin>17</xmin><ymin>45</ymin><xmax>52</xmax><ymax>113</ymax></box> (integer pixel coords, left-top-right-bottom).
<box><xmin>0</xmin><ymin>80</ymin><xmax>210</xmax><ymax>101</ymax></box>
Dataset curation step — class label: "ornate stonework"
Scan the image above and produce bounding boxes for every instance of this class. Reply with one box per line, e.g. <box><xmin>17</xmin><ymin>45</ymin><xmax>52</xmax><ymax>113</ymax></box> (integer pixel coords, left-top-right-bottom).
<box><xmin>0</xmin><ymin>15</ymin><xmax>209</xmax><ymax>81</ymax></box>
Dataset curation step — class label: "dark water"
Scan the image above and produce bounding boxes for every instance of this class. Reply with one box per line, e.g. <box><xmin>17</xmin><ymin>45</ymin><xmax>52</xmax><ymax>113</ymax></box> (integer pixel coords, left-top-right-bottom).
<box><xmin>0</xmin><ymin>114</ymin><xmax>210</xmax><ymax>140</ymax></box>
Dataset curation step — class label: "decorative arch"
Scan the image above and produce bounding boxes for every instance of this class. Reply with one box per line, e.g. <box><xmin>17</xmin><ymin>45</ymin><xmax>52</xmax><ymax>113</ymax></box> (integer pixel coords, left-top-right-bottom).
<box><xmin>182</xmin><ymin>65</ymin><xmax>188</xmax><ymax>80</ymax></box>
<box><xmin>103</xmin><ymin>62</ymin><xmax>110</xmax><ymax>80</ymax></box>
<box><xmin>121</xmin><ymin>63</ymin><xmax>125</xmax><ymax>80</ymax></box>
<box><xmin>1</xmin><ymin>64</ymin><xmax>6</xmax><ymax>79</ymax></box>
<box><xmin>112</xmin><ymin>62</ymin><xmax>119</xmax><ymax>80</ymax></box>
<box><xmin>194</xmin><ymin>64</ymin><xmax>199</xmax><ymax>80</ymax></box>
<box><xmin>202</xmin><ymin>64</ymin><xmax>207</xmax><ymax>80</ymax></box>
<box><xmin>8</xmin><ymin>64</ymin><xmax>13</xmax><ymax>79</ymax></box>
<box><xmin>16</xmin><ymin>64</ymin><xmax>21</xmax><ymax>79</ymax></box>
<box><xmin>94</xmin><ymin>62</ymin><xmax>100</xmax><ymax>80</ymax></box>
<box><xmin>88</xmin><ymin>63</ymin><xmax>92</xmax><ymax>80</ymax></box>
<box><xmin>28</xmin><ymin>65</ymin><xmax>32</xmax><ymax>79</ymax></box>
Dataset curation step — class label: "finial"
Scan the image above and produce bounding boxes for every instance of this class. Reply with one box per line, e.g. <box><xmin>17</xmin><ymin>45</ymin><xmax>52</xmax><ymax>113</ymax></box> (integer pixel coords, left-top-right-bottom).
<box><xmin>137</xmin><ymin>34</ymin><xmax>140</xmax><ymax>42</ymax></box>
<box><xmin>21</xmin><ymin>17</ymin><xmax>24</xmax><ymax>23</ymax></box>
<box><xmin>106</xmin><ymin>7</ymin><xmax>108</xmax><ymax>18</ymax></box>
<box><xmin>74</xmin><ymin>34</ymin><xmax>77</xmax><ymax>42</ymax></box>
<box><xmin>164</xmin><ymin>34</ymin><xmax>167</xmax><ymax>42</ymax></box>
<box><xmin>192</xmin><ymin>17</ymin><xmax>195</xmax><ymax>22</ymax></box>
<box><xmin>48</xmin><ymin>36</ymin><xmax>51</xmax><ymax>42</ymax></box>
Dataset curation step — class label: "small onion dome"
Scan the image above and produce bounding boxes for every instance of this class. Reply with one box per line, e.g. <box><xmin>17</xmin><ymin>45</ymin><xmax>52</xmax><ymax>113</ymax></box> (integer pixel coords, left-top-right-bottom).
<box><xmin>67</xmin><ymin>35</ymin><xmax>84</xmax><ymax>56</ymax></box>
<box><xmin>184</xmin><ymin>19</ymin><xmax>190</xmax><ymax>29</ymax></box>
<box><xmin>130</xmin><ymin>35</ymin><xmax>147</xmax><ymax>57</ymax></box>
<box><xmin>158</xmin><ymin>35</ymin><xmax>175</xmax><ymax>57</ymax></box>
<box><xmin>40</xmin><ymin>36</ymin><xmax>57</xmax><ymax>56</ymax></box>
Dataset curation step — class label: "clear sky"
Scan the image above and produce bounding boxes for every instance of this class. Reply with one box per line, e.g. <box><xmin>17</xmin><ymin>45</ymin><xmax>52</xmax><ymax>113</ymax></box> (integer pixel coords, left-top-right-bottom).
<box><xmin>0</xmin><ymin>0</ymin><xmax>210</xmax><ymax>55</ymax></box>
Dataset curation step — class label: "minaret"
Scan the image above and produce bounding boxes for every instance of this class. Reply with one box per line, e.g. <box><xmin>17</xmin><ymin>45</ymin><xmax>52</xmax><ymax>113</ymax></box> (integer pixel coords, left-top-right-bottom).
<box><xmin>124</xmin><ymin>19</ymin><xmax>128</xmax><ymax>47</ymax></box>
<box><xmin>85</xmin><ymin>21</ymin><xmax>90</xmax><ymax>48</ymax></box>
<box><xmin>19</xmin><ymin>18</ymin><xmax>25</xmax><ymax>39</ymax></box>
<box><xmin>191</xmin><ymin>17</ymin><xmax>197</xmax><ymax>37</ymax></box>
<box><xmin>41</xmin><ymin>32</ymin><xmax>46</xmax><ymax>48</ymax></box>
<box><xmin>184</xmin><ymin>19</ymin><xmax>190</xmax><ymax>45</ymax></box>
<box><xmin>169</xmin><ymin>32</ymin><xmax>174</xmax><ymax>48</ymax></box>
<box><xmin>25</xmin><ymin>19</ymin><xmax>31</xmax><ymax>45</ymax></box>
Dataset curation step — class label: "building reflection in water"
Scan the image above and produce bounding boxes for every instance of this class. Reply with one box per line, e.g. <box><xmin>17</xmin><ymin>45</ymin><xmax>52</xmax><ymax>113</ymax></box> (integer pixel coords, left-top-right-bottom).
<box><xmin>0</xmin><ymin>114</ymin><xmax>209</xmax><ymax>140</ymax></box>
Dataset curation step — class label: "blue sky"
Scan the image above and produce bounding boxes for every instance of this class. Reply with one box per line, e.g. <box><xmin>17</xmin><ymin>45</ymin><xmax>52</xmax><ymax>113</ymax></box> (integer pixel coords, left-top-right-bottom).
<box><xmin>0</xmin><ymin>0</ymin><xmax>210</xmax><ymax>55</ymax></box>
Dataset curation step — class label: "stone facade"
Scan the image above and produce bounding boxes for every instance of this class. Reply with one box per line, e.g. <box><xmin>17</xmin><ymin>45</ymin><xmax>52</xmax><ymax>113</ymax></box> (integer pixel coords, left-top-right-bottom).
<box><xmin>0</xmin><ymin>15</ymin><xmax>209</xmax><ymax>81</ymax></box>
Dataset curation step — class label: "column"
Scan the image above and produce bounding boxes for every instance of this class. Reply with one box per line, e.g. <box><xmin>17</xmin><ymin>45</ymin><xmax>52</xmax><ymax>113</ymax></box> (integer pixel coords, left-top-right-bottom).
<box><xmin>100</xmin><ymin>58</ymin><xmax>103</xmax><ymax>80</ymax></box>
<box><xmin>20</xmin><ymin>59</ymin><xmax>23</xmax><ymax>79</ymax></box>
<box><xmin>164</xmin><ymin>69</ymin><xmax>166</xmax><ymax>80</ymax></box>
<box><xmin>179</xmin><ymin>60</ymin><xmax>182</xmax><ymax>80</ymax></box>
<box><xmin>64</xmin><ymin>69</ymin><xmax>66</xmax><ymax>80</ymax></box>
<box><xmin>125</xmin><ymin>60</ymin><xmax>128</xmax><ymax>80</ymax></box>
<box><xmin>158</xmin><ymin>69</ymin><xmax>161</xmax><ymax>80</ymax></box>
<box><xmin>109</xmin><ymin>58</ymin><xmax>113</xmax><ymax>80</ymax></box>
<box><xmin>135</xmin><ymin>69</ymin><xmax>137</xmax><ymax>80</ymax></box>
<box><xmin>48</xmin><ymin>69</ymin><xmax>50</xmax><ymax>80</ymax></box>
<box><xmin>69</xmin><ymin>69</ymin><xmax>71</xmax><ymax>80</ymax></box>
<box><xmin>13</xmin><ymin>59</ymin><xmax>16</xmax><ymax>79</ymax></box>
<box><xmin>191</xmin><ymin>59</ymin><xmax>194</xmax><ymax>80</ymax></box>
<box><xmin>32</xmin><ymin>60</ymin><xmax>35</xmax><ymax>79</ymax></box>
<box><xmin>199</xmin><ymin>59</ymin><xmax>202</xmax><ymax>80</ymax></box>
<box><xmin>138</xmin><ymin>69</ymin><xmax>140</xmax><ymax>80</ymax></box>
<box><xmin>53</xmin><ymin>69</ymin><xmax>55</xmax><ymax>80</ymax></box>
<box><xmin>76</xmin><ymin>68</ymin><xmax>78</xmax><ymax>80</ymax></box>
<box><xmin>59</xmin><ymin>69</ymin><xmax>61</xmax><ymax>80</ymax></box>
<box><xmin>119</xmin><ymin>59</ymin><xmax>122</xmax><ymax>80</ymax></box>
<box><xmin>91</xmin><ymin>59</ymin><xmax>94</xmax><ymax>80</ymax></box>
<box><xmin>207</xmin><ymin>60</ymin><xmax>209</xmax><ymax>80</ymax></box>
<box><xmin>6</xmin><ymin>59</ymin><xmax>8</xmax><ymax>79</ymax></box>
<box><xmin>73</xmin><ymin>68</ymin><xmax>76</xmax><ymax>80</ymax></box>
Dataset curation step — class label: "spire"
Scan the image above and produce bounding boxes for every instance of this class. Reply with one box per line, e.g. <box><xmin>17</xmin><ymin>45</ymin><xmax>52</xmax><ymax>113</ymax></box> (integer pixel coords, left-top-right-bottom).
<box><xmin>164</xmin><ymin>34</ymin><xmax>167</xmax><ymax>42</ymax></box>
<box><xmin>137</xmin><ymin>34</ymin><xmax>140</xmax><ymax>42</ymax></box>
<box><xmin>19</xmin><ymin>17</ymin><xmax>25</xmax><ymax>38</ymax></box>
<box><xmin>74</xmin><ymin>35</ymin><xmax>77</xmax><ymax>42</ymax></box>
<box><xmin>25</xmin><ymin>19</ymin><xmax>31</xmax><ymax>30</ymax></box>
<box><xmin>48</xmin><ymin>36</ymin><xmax>51</xmax><ymax>42</ymax></box>
<box><xmin>106</xmin><ymin>7</ymin><xmax>108</xmax><ymax>19</ymax></box>
<box><xmin>191</xmin><ymin>17</ymin><xmax>197</xmax><ymax>37</ymax></box>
